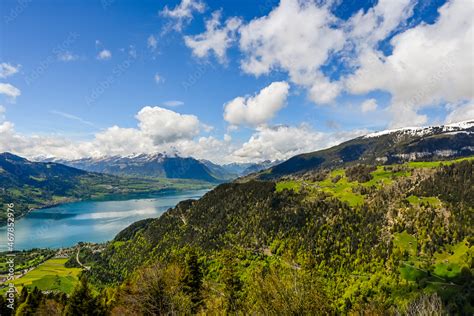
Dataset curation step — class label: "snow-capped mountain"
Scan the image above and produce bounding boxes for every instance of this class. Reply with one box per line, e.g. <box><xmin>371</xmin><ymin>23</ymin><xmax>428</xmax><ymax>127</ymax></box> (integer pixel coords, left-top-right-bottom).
<box><xmin>364</xmin><ymin>120</ymin><xmax>474</xmax><ymax>138</ymax></box>
<box><xmin>47</xmin><ymin>153</ymin><xmax>222</xmax><ymax>182</ymax></box>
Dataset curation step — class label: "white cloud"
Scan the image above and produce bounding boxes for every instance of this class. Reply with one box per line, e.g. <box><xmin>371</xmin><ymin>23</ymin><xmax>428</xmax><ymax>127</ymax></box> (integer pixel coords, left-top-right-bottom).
<box><xmin>0</xmin><ymin>83</ymin><xmax>21</xmax><ymax>99</ymax></box>
<box><xmin>0</xmin><ymin>104</ymin><xmax>372</xmax><ymax>164</ymax></box>
<box><xmin>147</xmin><ymin>35</ymin><xmax>158</xmax><ymax>50</ymax></box>
<box><xmin>361</xmin><ymin>98</ymin><xmax>378</xmax><ymax>112</ymax></box>
<box><xmin>163</xmin><ymin>100</ymin><xmax>184</xmax><ymax>107</ymax></box>
<box><xmin>184</xmin><ymin>11</ymin><xmax>241</xmax><ymax>63</ymax></box>
<box><xmin>0</xmin><ymin>106</ymin><xmax>210</xmax><ymax>160</ymax></box>
<box><xmin>345</xmin><ymin>0</ymin><xmax>474</xmax><ymax>127</ymax></box>
<box><xmin>173</xmin><ymin>136</ymin><xmax>233</xmax><ymax>162</ymax></box>
<box><xmin>57</xmin><ymin>51</ymin><xmax>79</xmax><ymax>62</ymax></box>
<box><xmin>239</xmin><ymin>0</ymin><xmax>345</xmax><ymax>104</ymax></box>
<box><xmin>0</xmin><ymin>119</ymin><xmax>96</xmax><ymax>160</ymax></box>
<box><xmin>445</xmin><ymin>102</ymin><xmax>474</xmax><ymax>124</ymax></box>
<box><xmin>97</xmin><ymin>49</ymin><xmax>112</xmax><ymax>60</ymax></box>
<box><xmin>161</xmin><ymin>0</ymin><xmax>205</xmax><ymax>32</ymax></box>
<box><xmin>347</xmin><ymin>0</ymin><xmax>415</xmax><ymax>47</ymax></box>
<box><xmin>136</xmin><ymin>106</ymin><xmax>200</xmax><ymax>144</ymax></box>
<box><xmin>224</xmin><ymin>81</ymin><xmax>290</xmax><ymax>127</ymax></box>
<box><xmin>232</xmin><ymin>124</ymin><xmax>367</xmax><ymax>162</ymax></box>
<box><xmin>0</xmin><ymin>63</ymin><xmax>20</xmax><ymax>78</ymax></box>
<box><xmin>93</xmin><ymin>126</ymin><xmax>153</xmax><ymax>156</ymax></box>
<box><xmin>154</xmin><ymin>73</ymin><xmax>164</xmax><ymax>84</ymax></box>
<box><xmin>174</xmin><ymin>0</ymin><xmax>469</xmax><ymax>127</ymax></box>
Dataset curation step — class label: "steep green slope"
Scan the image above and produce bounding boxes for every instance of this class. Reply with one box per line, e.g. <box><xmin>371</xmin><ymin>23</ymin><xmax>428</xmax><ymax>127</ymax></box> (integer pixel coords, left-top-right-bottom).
<box><xmin>256</xmin><ymin>121</ymin><xmax>474</xmax><ymax>179</ymax></box>
<box><xmin>78</xmin><ymin>158</ymin><xmax>473</xmax><ymax>314</ymax></box>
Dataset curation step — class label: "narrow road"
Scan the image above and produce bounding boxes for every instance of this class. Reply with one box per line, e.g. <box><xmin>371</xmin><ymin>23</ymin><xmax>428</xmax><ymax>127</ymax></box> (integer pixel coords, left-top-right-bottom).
<box><xmin>76</xmin><ymin>246</ymin><xmax>91</xmax><ymax>271</ymax></box>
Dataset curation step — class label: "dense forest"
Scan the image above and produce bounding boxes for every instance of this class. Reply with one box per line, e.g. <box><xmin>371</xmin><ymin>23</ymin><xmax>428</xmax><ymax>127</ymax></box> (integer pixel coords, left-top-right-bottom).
<box><xmin>2</xmin><ymin>159</ymin><xmax>473</xmax><ymax>315</ymax></box>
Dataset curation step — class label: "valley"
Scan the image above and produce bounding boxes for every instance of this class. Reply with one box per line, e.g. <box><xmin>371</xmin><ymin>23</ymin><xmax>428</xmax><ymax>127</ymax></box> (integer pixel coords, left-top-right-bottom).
<box><xmin>0</xmin><ymin>122</ymin><xmax>473</xmax><ymax>315</ymax></box>
<box><xmin>0</xmin><ymin>153</ymin><xmax>214</xmax><ymax>224</ymax></box>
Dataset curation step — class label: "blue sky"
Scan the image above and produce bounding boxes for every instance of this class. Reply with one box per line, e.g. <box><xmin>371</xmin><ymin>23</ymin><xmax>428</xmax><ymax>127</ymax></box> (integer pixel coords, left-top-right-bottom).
<box><xmin>0</xmin><ymin>0</ymin><xmax>472</xmax><ymax>163</ymax></box>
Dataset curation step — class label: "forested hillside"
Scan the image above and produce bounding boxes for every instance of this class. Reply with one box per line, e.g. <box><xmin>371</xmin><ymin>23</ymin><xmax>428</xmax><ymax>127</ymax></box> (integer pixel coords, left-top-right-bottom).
<box><xmin>8</xmin><ymin>158</ymin><xmax>471</xmax><ymax>315</ymax></box>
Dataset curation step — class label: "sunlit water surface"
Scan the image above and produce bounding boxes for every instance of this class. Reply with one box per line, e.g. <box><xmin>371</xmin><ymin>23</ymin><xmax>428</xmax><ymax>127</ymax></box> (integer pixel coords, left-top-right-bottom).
<box><xmin>0</xmin><ymin>189</ymin><xmax>209</xmax><ymax>250</ymax></box>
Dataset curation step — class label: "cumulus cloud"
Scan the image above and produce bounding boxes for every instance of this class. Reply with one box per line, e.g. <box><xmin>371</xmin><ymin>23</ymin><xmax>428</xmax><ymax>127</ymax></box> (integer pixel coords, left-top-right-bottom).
<box><xmin>0</xmin><ymin>63</ymin><xmax>20</xmax><ymax>78</ymax></box>
<box><xmin>161</xmin><ymin>0</ymin><xmax>205</xmax><ymax>32</ymax></box>
<box><xmin>361</xmin><ymin>98</ymin><xmax>378</xmax><ymax>112</ymax></box>
<box><xmin>239</xmin><ymin>0</ymin><xmax>345</xmax><ymax>104</ymax></box>
<box><xmin>0</xmin><ymin>106</ymin><xmax>213</xmax><ymax>160</ymax></box>
<box><xmin>0</xmin><ymin>83</ymin><xmax>21</xmax><ymax>99</ymax></box>
<box><xmin>136</xmin><ymin>106</ymin><xmax>201</xmax><ymax>144</ymax></box>
<box><xmin>0</xmin><ymin>104</ymin><xmax>371</xmax><ymax>164</ymax></box>
<box><xmin>184</xmin><ymin>11</ymin><xmax>241</xmax><ymax>63</ymax></box>
<box><xmin>347</xmin><ymin>0</ymin><xmax>415</xmax><ymax>48</ymax></box>
<box><xmin>345</xmin><ymin>0</ymin><xmax>474</xmax><ymax>127</ymax></box>
<box><xmin>97</xmin><ymin>49</ymin><xmax>112</xmax><ymax>60</ymax></box>
<box><xmin>174</xmin><ymin>0</ymin><xmax>470</xmax><ymax>127</ymax></box>
<box><xmin>224</xmin><ymin>81</ymin><xmax>290</xmax><ymax>127</ymax></box>
<box><xmin>232</xmin><ymin>124</ymin><xmax>367</xmax><ymax>162</ymax></box>
<box><xmin>0</xmin><ymin>119</ymin><xmax>96</xmax><ymax>159</ymax></box>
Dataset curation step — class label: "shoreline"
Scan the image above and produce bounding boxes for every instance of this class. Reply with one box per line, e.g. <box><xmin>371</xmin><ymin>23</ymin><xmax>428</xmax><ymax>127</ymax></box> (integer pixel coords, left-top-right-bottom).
<box><xmin>0</xmin><ymin>186</ymin><xmax>213</xmax><ymax>227</ymax></box>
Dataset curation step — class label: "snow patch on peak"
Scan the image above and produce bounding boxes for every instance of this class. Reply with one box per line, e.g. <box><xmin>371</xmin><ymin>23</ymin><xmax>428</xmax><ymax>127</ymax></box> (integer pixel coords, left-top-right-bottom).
<box><xmin>363</xmin><ymin>120</ymin><xmax>474</xmax><ymax>139</ymax></box>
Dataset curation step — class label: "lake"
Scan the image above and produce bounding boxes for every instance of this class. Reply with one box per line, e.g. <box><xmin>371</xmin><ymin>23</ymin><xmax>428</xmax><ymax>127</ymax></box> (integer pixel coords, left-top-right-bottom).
<box><xmin>0</xmin><ymin>189</ymin><xmax>209</xmax><ymax>251</ymax></box>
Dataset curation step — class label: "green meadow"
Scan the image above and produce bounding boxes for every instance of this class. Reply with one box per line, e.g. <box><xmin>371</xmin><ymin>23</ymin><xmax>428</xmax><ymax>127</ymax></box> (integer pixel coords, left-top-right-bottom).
<box><xmin>4</xmin><ymin>258</ymin><xmax>81</xmax><ymax>295</ymax></box>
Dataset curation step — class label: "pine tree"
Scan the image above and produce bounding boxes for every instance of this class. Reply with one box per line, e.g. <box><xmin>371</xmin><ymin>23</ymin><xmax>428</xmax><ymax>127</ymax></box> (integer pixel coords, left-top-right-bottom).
<box><xmin>16</xmin><ymin>287</ymin><xmax>43</xmax><ymax>316</ymax></box>
<box><xmin>63</xmin><ymin>277</ymin><xmax>104</xmax><ymax>316</ymax></box>
<box><xmin>182</xmin><ymin>250</ymin><xmax>203</xmax><ymax>312</ymax></box>
<box><xmin>0</xmin><ymin>294</ymin><xmax>13</xmax><ymax>316</ymax></box>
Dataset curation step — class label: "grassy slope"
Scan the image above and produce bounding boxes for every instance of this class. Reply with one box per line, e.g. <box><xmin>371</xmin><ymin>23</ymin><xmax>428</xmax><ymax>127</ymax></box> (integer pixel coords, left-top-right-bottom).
<box><xmin>2</xmin><ymin>258</ymin><xmax>81</xmax><ymax>295</ymax></box>
<box><xmin>274</xmin><ymin>158</ymin><xmax>473</xmax><ymax>291</ymax></box>
<box><xmin>276</xmin><ymin>157</ymin><xmax>473</xmax><ymax>207</ymax></box>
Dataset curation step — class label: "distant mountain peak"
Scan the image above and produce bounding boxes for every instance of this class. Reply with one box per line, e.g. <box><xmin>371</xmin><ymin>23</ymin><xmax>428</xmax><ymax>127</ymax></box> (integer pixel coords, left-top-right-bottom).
<box><xmin>363</xmin><ymin>120</ymin><xmax>474</xmax><ymax>139</ymax></box>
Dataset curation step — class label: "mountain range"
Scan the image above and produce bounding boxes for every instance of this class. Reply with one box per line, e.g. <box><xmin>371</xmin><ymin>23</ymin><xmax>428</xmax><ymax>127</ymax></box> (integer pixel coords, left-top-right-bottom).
<box><xmin>44</xmin><ymin>154</ymin><xmax>279</xmax><ymax>182</ymax></box>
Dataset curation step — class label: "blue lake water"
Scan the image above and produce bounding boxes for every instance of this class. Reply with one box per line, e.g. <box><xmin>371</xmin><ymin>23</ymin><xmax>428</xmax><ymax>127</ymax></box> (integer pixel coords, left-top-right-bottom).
<box><xmin>0</xmin><ymin>189</ymin><xmax>209</xmax><ymax>251</ymax></box>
